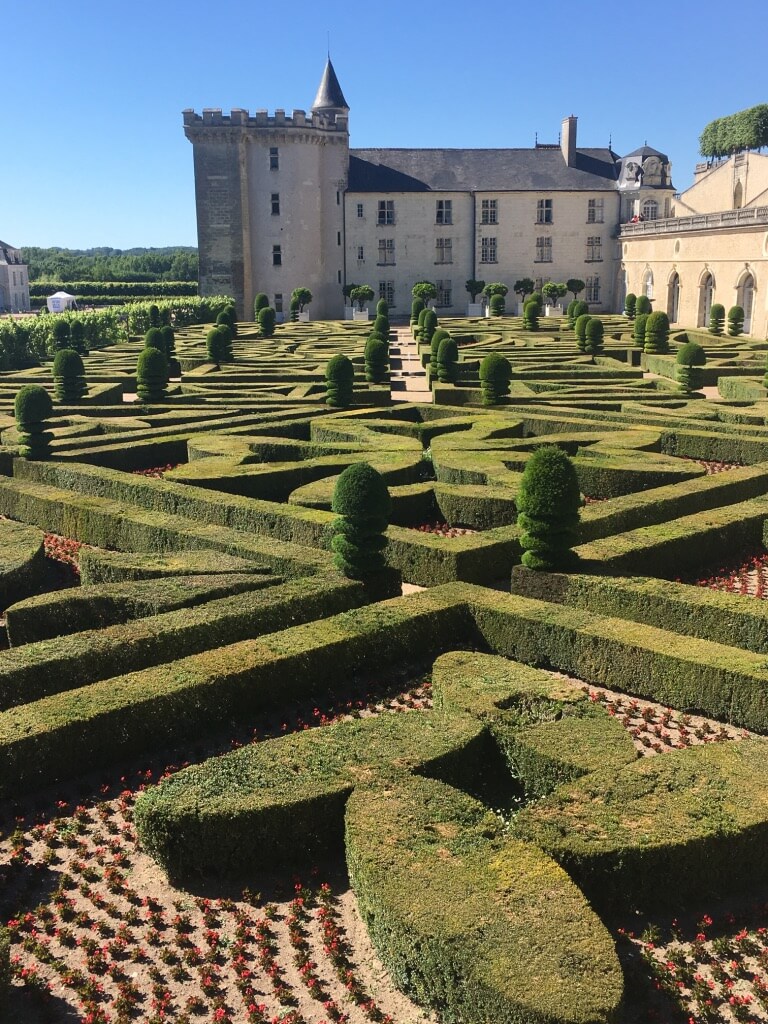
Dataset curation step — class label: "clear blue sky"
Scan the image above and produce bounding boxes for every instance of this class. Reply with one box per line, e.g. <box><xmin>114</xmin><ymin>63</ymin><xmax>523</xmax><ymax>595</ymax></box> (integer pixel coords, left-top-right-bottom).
<box><xmin>4</xmin><ymin>0</ymin><xmax>767</xmax><ymax>250</ymax></box>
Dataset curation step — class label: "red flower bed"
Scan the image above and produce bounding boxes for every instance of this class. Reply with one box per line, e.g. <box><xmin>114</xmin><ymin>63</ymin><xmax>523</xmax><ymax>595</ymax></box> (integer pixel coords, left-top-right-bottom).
<box><xmin>44</xmin><ymin>533</ymin><xmax>86</xmax><ymax>578</ymax></box>
<box><xmin>131</xmin><ymin>465</ymin><xmax>180</xmax><ymax>480</ymax></box>
<box><xmin>684</xmin><ymin>551</ymin><xmax>768</xmax><ymax>599</ymax></box>
<box><xmin>407</xmin><ymin>521</ymin><xmax>477</xmax><ymax>538</ymax></box>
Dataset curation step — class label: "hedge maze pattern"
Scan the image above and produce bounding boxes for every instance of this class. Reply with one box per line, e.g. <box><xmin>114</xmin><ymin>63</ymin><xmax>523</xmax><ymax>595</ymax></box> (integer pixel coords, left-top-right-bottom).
<box><xmin>3</xmin><ymin>310</ymin><xmax>768</xmax><ymax>1023</ymax></box>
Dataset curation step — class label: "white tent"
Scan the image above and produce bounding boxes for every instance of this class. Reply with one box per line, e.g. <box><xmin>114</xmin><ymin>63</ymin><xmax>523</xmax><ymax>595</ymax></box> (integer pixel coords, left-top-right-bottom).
<box><xmin>46</xmin><ymin>291</ymin><xmax>77</xmax><ymax>313</ymax></box>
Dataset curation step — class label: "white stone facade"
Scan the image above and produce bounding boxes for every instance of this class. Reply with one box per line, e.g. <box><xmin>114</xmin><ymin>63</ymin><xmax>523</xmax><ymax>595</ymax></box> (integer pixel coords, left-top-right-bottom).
<box><xmin>0</xmin><ymin>241</ymin><xmax>30</xmax><ymax>313</ymax></box>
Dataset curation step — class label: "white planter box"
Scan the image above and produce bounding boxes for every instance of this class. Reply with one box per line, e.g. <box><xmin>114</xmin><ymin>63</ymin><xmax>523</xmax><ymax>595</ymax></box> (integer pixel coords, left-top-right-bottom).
<box><xmin>515</xmin><ymin>303</ymin><xmax>525</xmax><ymax>316</ymax></box>
<box><xmin>544</xmin><ymin>304</ymin><xmax>564</xmax><ymax>317</ymax></box>
<box><xmin>467</xmin><ymin>303</ymin><xmax>483</xmax><ymax>317</ymax></box>
<box><xmin>352</xmin><ymin>309</ymin><xmax>370</xmax><ymax>321</ymax></box>
<box><xmin>297</xmin><ymin>310</ymin><xmax>310</xmax><ymax>322</ymax></box>
<box><xmin>344</xmin><ymin>306</ymin><xmax>356</xmax><ymax>320</ymax></box>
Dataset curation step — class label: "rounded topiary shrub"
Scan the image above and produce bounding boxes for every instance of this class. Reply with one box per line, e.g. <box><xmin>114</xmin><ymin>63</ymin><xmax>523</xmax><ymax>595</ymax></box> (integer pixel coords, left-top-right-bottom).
<box><xmin>160</xmin><ymin>325</ymin><xmax>175</xmax><ymax>357</ymax></box>
<box><xmin>728</xmin><ymin>305</ymin><xmax>745</xmax><ymax>337</ymax></box>
<box><xmin>516</xmin><ymin>445</ymin><xmax>581</xmax><ymax>572</ymax></box>
<box><xmin>217</xmin><ymin>308</ymin><xmax>238</xmax><ymax>336</ymax></box>
<box><xmin>289</xmin><ymin>298</ymin><xmax>301</xmax><ymax>322</ymax></box>
<box><xmin>330</xmin><ymin>462</ymin><xmax>391</xmax><ymax>580</ymax></box>
<box><xmin>206</xmin><ymin>326</ymin><xmax>231</xmax><ymax>365</ymax></box>
<box><xmin>574</xmin><ymin>313</ymin><xmax>591</xmax><ymax>349</ymax></box>
<box><xmin>411</xmin><ymin>297</ymin><xmax>425</xmax><ymax>325</ymax></box>
<box><xmin>52</xmin><ymin>319</ymin><xmax>71</xmax><ymax>351</ymax></box>
<box><xmin>636</xmin><ymin>294</ymin><xmax>652</xmax><ymax>316</ymax></box>
<box><xmin>326</xmin><ymin>353</ymin><xmax>354</xmax><ymax>408</ymax></box>
<box><xmin>422</xmin><ymin>309</ymin><xmax>438</xmax><ymax>343</ymax></box>
<box><xmin>69</xmin><ymin>319</ymin><xmax>87</xmax><ymax>354</ymax></box>
<box><xmin>523</xmin><ymin>300</ymin><xmax>539</xmax><ymax>331</ymax></box>
<box><xmin>15</xmin><ymin>384</ymin><xmax>54</xmax><ymax>458</ymax></box>
<box><xmin>624</xmin><ymin>293</ymin><xmax>637</xmax><ymax>319</ymax></box>
<box><xmin>565</xmin><ymin>299</ymin><xmax>578</xmax><ymax>328</ymax></box>
<box><xmin>633</xmin><ymin>312</ymin><xmax>649</xmax><ymax>347</ymax></box>
<box><xmin>437</xmin><ymin>336</ymin><xmax>459</xmax><ymax>384</ymax></box>
<box><xmin>479</xmin><ymin>352</ymin><xmax>512</xmax><ymax>406</ymax></box>
<box><xmin>376</xmin><ymin>299</ymin><xmax>388</xmax><ymax>317</ymax></box>
<box><xmin>144</xmin><ymin>327</ymin><xmax>164</xmax><ymax>351</ymax></box>
<box><xmin>258</xmin><ymin>306</ymin><xmax>276</xmax><ymax>338</ymax></box>
<box><xmin>644</xmin><ymin>311</ymin><xmax>670</xmax><ymax>354</ymax></box>
<box><xmin>430</xmin><ymin>328</ymin><xmax>450</xmax><ymax>379</ymax></box>
<box><xmin>136</xmin><ymin>347</ymin><xmax>169</xmax><ymax>403</ymax></box>
<box><xmin>253</xmin><ymin>293</ymin><xmax>269</xmax><ymax>317</ymax></box>
<box><xmin>572</xmin><ymin>300</ymin><xmax>589</xmax><ymax>322</ymax></box>
<box><xmin>676</xmin><ymin>341</ymin><xmax>707</xmax><ymax>394</ymax></box>
<box><xmin>528</xmin><ymin>291</ymin><xmax>544</xmax><ymax>313</ymax></box>
<box><xmin>373</xmin><ymin>314</ymin><xmax>390</xmax><ymax>339</ymax></box>
<box><xmin>52</xmin><ymin>348</ymin><xmax>87</xmax><ymax>402</ymax></box>
<box><xmin>364</xmin><ymin>336</ymin><xmax>388</xmax><ymax>384</ymax></box>
<box><xmin>489</xmin><ymin>294</ymin><xmax>505</xmax><ymax>317</ymax></box>
<box><xmin>584</xmin><ymin>317</ymin><xmax>604</xmax><ymax>359</ymax></box>
<box><xmin>709</xmin><ymin>303</ymin><xmax>725</xmax><ymax>336</ymax></box>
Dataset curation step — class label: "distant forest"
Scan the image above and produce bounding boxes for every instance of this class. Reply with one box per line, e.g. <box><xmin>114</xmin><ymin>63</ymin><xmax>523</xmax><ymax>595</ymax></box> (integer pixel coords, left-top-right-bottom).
<box><xmin>21</xmin><ymin>247</ymin><xmax>198</xmax><ymax>283</ymax></box>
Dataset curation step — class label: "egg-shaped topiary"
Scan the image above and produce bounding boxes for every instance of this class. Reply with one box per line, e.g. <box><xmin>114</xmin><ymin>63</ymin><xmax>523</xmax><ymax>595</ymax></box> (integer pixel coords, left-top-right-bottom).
<box><xmin>489</xmin><ymin>294</ymin><xmax>505</xmax><ymax>317</ymax></box>
<box><xmin>258</xmin><ymin>306</ymin><xmax>276</xmax><ymax>338</ymax></box>
<box><xmin>430</xmin><ymin>328</ymin><xmax>450</xmax><ymax>380</ymax></box>
<box><xmin>160</xmin><ymin>325</ymin><xmax>175</xmax><ymax>356</ymax></box>
<box><xmin>516</xmin><ymin>445</ymin><xmax>581</xmax><ymax>572</ymax></box>
<box><xmin>330</xmin><ymin>462</ymin><xmax>391</xmax><ymax>579</ymax></box>
<box><xmin>14</xmin><ymin>384</ymin><xmax>54</xmax><ymax>459</ymax></box>
<box><xmin>52</xmin><ymin>348</ymin><xmax>87</xmax><ymax>402</ymax></box>
<box><xmin>253</xmin><ymin>293</ymin><xmax>269</xmax><ymax>317</ymax></box>
<box><xmin>144</xmin><ymin>327</ymin><xmax>164</xmax><ymax>351</ymax></box>
<box><xmin>326</xmin><ymin>353</ymin><xmax>355</xmax><ymax>408</ymax></box>
<box><xmin>52</xmin><ymin>319</ymin><xmax>71</xmax><ymax>351</ymax></box>
<box><xmin>676</xmin><ymin>341</ymin><xmax>707</xmax><ymax>394</ymax></box>
<box><xmin>633</xmin><ymin>312</ymin><xmax>649</xmax><ymax>347</ymax></box>
<box><xmin>479</xmin><ymin>352</ymin><xmax>512</xmax><ymax>406</ymax></box>
<box><xmin>364</xmin><ymin>336</ymin><xmax>388</xmax><ymax>383</ymax></box>
<box><xmin>624</xmin><ymin>293</ymin><xmax>637</xmax><ymax>319</ymax></box>
<box><xmin>574</xmin><ymin>313</ymin><xmax>591</xmax><ymax>350</ymax></box>
<box><xmin>523</xmin><ymin>300</ymin><xmax>539</xmax><ymax>331</ymax></box>
<box><xmin>644</xmin><ymin>311</ymin><xmax>670</xmax><ymax>354</ymax></box>
<box><xmin>635</xmin><ymin>295</ymin><xmax>652</xmax><ymax>316</ymax></box>
<box><xmin>584</xmin><ymin>318</ymin><xmax>604</xmax><ymax>359</ymax></box>
<box><xmin>437</xmin><ymin>336</ymin><xmax>459</xmax><ymax>384</ymax></box>
<box><xmin>136</xmin><ymin>347</ymin><xmax>169</xmax><ymax>403</ymax></box>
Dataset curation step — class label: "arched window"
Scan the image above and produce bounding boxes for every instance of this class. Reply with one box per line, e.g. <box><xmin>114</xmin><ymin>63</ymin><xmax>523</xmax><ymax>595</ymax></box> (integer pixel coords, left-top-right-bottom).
<box><xmin>667</xmin><ymin>272</ymin><xmax>680</xmax><ymax>323</ymax></box>
<box><xmin>738</xmin><ymin>273</ymin><xmax>755</xmax><ymax>334</ymax></box>
<box><xmin>698</xmin><ymin>273</ymin><xmax>714</xmax><ymax>327</ymax></box>
<box><xmin>734</xmin><ymin>181</ymin><xmax>743</xmax><ymax>210</ymax></box>
<box><xmin>641</xmin><ymin>199</ymin><xmax>658</xmax><ymax>221</ymax></box>
<box><xmin>643</xmin><ymin>269</ymin><xmax>654</xmax><ymax>300</ymax></box>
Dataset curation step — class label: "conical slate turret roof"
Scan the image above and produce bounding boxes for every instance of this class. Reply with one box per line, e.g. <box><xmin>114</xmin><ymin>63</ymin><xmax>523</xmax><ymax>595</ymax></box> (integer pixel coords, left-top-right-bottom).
<box><xmin>312</xmin><ymin>59</ymin><xmax>349</xmax><ymax>113</ymax></box>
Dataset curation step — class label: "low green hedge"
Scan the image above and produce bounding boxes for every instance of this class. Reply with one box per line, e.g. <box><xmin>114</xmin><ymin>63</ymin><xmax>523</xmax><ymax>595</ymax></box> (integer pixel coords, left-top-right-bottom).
<box><xmin>5</xmin><ymin>571</ymin><xmax>276</xmax><ymax>646</ymax></box>
<box><xmin>0</xmin><ymin>519</ymin><xmax>46</xmax><ymax>610</ymax></box>
<box><xmin>78</xmin><ymin>548</ymin><xmax>261</xmax><ymax>584</ymax></box>
<box><xmin>511</xmin><ymin>567</ymin><xmax>768</xmax><ymax>654</ymax></box>
<box><xmin>346</xmin><ymin>775</ymin><xmax>624</xmax><ymax>1024</ymax></box>
<box><xmin>515</xmin><ymin>740</ymin><xmax>768</xmax><ymax>907</ymax></box>
<box><xmin>0</xmin><ymin>925</ymin><xmax>9</xmax><ymax>1012</ymax></box>
<box><xmin>0</xmin><ymin>576</ymin><xmax>365</xmax><ymax>710</ymax></box>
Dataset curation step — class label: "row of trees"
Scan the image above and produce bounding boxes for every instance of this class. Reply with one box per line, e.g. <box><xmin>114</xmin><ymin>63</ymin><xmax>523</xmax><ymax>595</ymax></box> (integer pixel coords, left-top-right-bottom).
<box><xmin>699</xmin><ymin>104</ymin><xmax>768</xmax><ymax>159</ymax></box>
<box><xmin>21</xmin><ymin>247</ymin><xmax>198</xmax><ymax>283</ymax></box>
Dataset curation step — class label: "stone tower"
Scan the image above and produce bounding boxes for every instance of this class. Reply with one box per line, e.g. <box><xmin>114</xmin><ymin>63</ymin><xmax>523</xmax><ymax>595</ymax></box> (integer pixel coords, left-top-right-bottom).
<box><xmin>184</xmin><ymin>59</ymin><xmax>350</xmax><ymax>319</ymax></box>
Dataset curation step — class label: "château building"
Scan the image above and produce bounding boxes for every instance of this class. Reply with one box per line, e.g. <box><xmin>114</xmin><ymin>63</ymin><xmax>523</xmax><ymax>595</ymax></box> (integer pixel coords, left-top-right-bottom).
<box><xmin>0</xmin><ymin>241</ymin><xmax>30</xmax><ymax>314</ymax></box>
<box><xmin>184</xmin><ymin>60</ymin><xmax>675</xmax><ymax>320</ymax></box>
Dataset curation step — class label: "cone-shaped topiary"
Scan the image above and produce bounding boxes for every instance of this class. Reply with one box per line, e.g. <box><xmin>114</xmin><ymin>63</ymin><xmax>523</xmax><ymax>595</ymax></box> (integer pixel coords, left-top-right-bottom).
<box><xmin>422</xmin><ymin>309</ymin><xmax>438</xmax><ymax>344</ymax></box>
<box><xmin>206</xmin><ymin>326</ymin><xmax>231</xmax><ymax>365</ymax></box>
<box><xmin>373</xmin><ymin>314</ymin><xmax>390</xmax><ymax>339</ymax></box>
<box><xmin>376</xmin><ymin>299</ymin><xmax>388</xmax><ymax>317</ymax></box>
<box><xmin>52</xmin><ymin>320</ymin><xmax>71</xmax><ymax>352</ymax></box>
<box><xmin>144</xmin><ymin>327</ymin><xmax>164</xmax><ymax>351</ymax></box>
<box><xmin>479</xmin><ymin>352</ymin><xmax>512</xmax><ymax>406</ymax></box>
<box><xmin>709</xmin><ymin>303</ymin><xmax>725</xmax><ymax>336</ymax></box>
<box><xmin>430</xmin><ymin>328</ymin><xmax>450</xmax><ymax>379</ymax></box>
<box><xmin>364</xmin><ymin>336</ymin><xmax>388</xmax><ymax>383</ymax></box>
<box><xmin>517</xmin><ymin>445</ymin><xmax>581</xmax><ymax>571</ymax></box>
<box><xmin>523</xmin><ymin>300</ymin><xmax>539</xmax><ymax>331</ymax></box>
<box><xmin>489</xmin><ymin>294</ymin><xmax>505</xmax><ymax>316</ymax></box>
<box><xmin>136</xmin><ymin>347</ymin><xmax>169</xmax><ymax>403</ymax></box>
<box><xmin>584</xmin><ymin>318</ymin><xmax>604</xmax><ymax>360</ymax></box>
<box><xmin>728</xmin><ymin>305</ymin><xmax>745</xmax><ymax>337</ymax></box>
<box><xmin>633</xmin><ymin>312</ymin><xmax>649</xmax><ymax>347</ymax></box>
<box><xmin>636</xmin><ymin>294</ymin><xmax>652</xmax><ymax>316</ymax></box>
<box><xmin>574</xmin><ymin>313</ymin><xmax>591</xmax><ymax>350</ymax></box>
<box><xmin>253</xmin><ymin>293</ymin><xmax>269</xmax><ymax>317</ymax></box>
<box><xmin>437</xmin><ymin>336</ymin><xmax>459</xmax><ymax>384</ymax></box>
<box><xmin>330</xmin><ymin>462</ymin><xmax>391</xmax><ymax>579</ymax></box>
<box><xmin>160</xmin><ymin>325</ymin><xmax>175</xmax><ymax>356</ymax></box>
<box><xmin>258</xmin><ymin>306</ymin><xmax>276</xmax><ymax>337</ymax></box>
<box><xmin>52</xmin><ymin>348</ymin><xmax>87</xmax><ymax>402</ymax></box>
<box><xmin>644</xmin><ymin>311</ymin><xmax>670</xmax><ymax>354</ymax></box>
<box><xmin>676</xmin><ymin>341</ymin><xmax>707</xmax><ymax>394</ymax></box>
<box><xmin>15</xmin><ymin>384</ymin><xmax>54</xmax><ymax>459</ymax></box>
<box><xmin>624</xmin><ymin>293</ymin><xmax>637</xmax><ymax>319</ymax></box>
<box><xmin>326</xmin><ymin>353</ymin><xmax>354</xmax><ymax>408</ymax></box>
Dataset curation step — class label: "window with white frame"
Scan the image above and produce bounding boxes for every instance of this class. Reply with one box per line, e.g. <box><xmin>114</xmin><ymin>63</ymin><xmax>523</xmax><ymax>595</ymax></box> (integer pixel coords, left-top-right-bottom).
<box><xmin>480</xmin><ymin>236</ymin><xmax>497</xmax><ymax>263</ymax></box>
<box><xmin>357</xmin><ymin>246</ymin><xmax>364</xmax><ymax>261</ymax></box>
<box><xmin>377</xmin><ymin>200</ymin><xmax>395</xmax><ymax>225</ymax></box>
<box><xmin>357</xmin><ymin>203</ymin><xmax>364</xmax><ymax>218</ymax></box>
<box><xmin>536</xmin><ymin>198</ymin><xmax>553</xmax><ymax>224</ymax></box>
<box><xmin>435</xmin><ymin>238</ymin><xmax>453</xmax><ymax>264</ymax></box>
<box><xmin>586</xmin><ymin>276</ymin><xmax>600</xmax><ymax>303</ymax></box>
<box><xmin>269</xmin><ymin>147</ymin><xmax>279</xmax><ymax>170</ymax></box>
<box><xmin>272</xmin><ymin>244</ymin><xmax>282</xmax><ymax>267</ymax></box>
<box><xmin>641</xmin><ymin>199</ymin><xmax>658</xmax><ymax>221</ymax></box>
<box><xmin>271</xmin><ymin>193</ymin><xmax>280</xmax><ymax>216</ymax></box>
<box><xmin>586</xmin><ymin>236</ymin><xmax>602</xmax><ymax>262</ymax></box>
<box><xmin>377</xmin><ymin>238</ymin><xmax>395</xmax><ymax>265</ymax></box>
<box><xmin>379</xmin><ymin>281</ymin><xmax>395</xmax><ymax>307</ymax></box>
<box><xmin>587</xmin><ymin>198</ymin><xmax>604</xmax><ymax>223</ymax></box>
<box><xmin>481</xmin><ymin>199</ymin><xmax>498</xmax><ymax>224</ymax></box>
<box><xmin>436</xmin><ymin>199</ymin><xmax>452</xmax><ymax>225</ymax></box>
<box><xmin>535</xmin><ymin>237</ymin><xmax>552</xmax><ymax>262</ymax></box>
<box><xmin>436</xmin><ymin>280</ymin><xmax>452</xmax><ymax>308</ymax></box>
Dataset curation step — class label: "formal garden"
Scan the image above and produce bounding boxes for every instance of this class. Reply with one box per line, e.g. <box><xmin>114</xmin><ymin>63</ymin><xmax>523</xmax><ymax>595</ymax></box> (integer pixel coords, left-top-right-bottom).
<box><xmin>2</xmin><ymin>288</ymin><xmax>768</xmax><ymax>1023</ymax></box>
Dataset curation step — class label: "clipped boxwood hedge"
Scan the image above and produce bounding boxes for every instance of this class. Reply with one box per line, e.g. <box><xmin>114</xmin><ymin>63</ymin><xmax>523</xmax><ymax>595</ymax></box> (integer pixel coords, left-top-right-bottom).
<box><xmin>78</xmin><ymin>548</ymin><xmax>261</xmax><ymax>584</ymax></box>
<box><xmin>0</xmin><ymin>925</ymin><xmax>8</xmax><ymax>1012</ymax></box>
<box><xmin>0</xmin><ymin>518</ymin><xmax>46</xmax><ymax>610</ymax></box>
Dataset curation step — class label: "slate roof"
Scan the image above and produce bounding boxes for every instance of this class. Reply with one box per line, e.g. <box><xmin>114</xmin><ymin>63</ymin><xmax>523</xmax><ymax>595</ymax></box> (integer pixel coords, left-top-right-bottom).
<box><xmin>0</xmin><ymin>242</ymin><xmax>22</xmax><ymax>265</ymax></box>
<box><xmin>312</xmin><ymin>59</ymin><xmax>349</xmax><ymax>112</ymax></box>
<box><xmin>623</xmin><ymin>144</ymin><xmax>668</xmax><ymax>161</ymax></box>
<box><xmin>348</xmin><ymin>147</ymin><xmax>620</xmax><ymax>193</ymax></box>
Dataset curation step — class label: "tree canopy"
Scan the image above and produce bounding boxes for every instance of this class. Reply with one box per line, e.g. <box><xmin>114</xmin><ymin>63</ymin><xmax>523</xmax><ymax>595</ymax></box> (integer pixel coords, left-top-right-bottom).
<box><xmin>20</xmin><ymin>246</ymin><xmax>198</xmax><ymax>283</ymax></box>
<box><xmin>699</xmin><ymin>104</ymin><xmax>768</xmax><ymax>159</ymax></box>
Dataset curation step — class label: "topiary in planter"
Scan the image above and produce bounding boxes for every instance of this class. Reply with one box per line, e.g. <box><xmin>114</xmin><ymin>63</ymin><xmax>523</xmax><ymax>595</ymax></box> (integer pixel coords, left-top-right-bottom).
<box><xmin>430</xmin><ymin>328</ymin><xmax>450</xmax><ymax>379</ymax></box>
<box><xmin>326</xmin><ymin>353</ymin><xmax>354</xmax><ymax>408</ymax></box>
<box><xmin>52</xmin><ymin>348</ymin><xmax>87</xmax><ymax>402</ymax></box>
<box><xmin>676</xmin><ymin>341</ymin><xmax>707</xmax><ymax>393</ymax></box>
<box><xmin>136</xmin><ymin>347</ymin><xmax>169</xmax><ymax>403</ymax></box>
<box><xmin>636</xmin><ymin>294</ymin><xmax>652</xmax><ymax>316</ymax></box>
<box><xmin>437</xmin><ymin>336</ymin><xmax>459</xmax><ymax>384</ymax></box>
<box><xmin>489</xmin><ymin>294</ymin><xmax>505</xmax><ymax>316</ymax></box>
<box><xmin>574</xmin><ymin>313</ymin><xmax>591</xmax><ymax>350</ymax></box>
<box><xmin>422</xmin><ymin>309</ymin><xmax>438</xmax><ymax>344</ymax></box>
<box><xmin>479</xmin><ymin>352</ymin><xmax>512</xmax><ymax>406</ymax></box>
<box><xmin>253</xmin><ymin>293</ymin><xmax>269</xmax><ymax>317</ymax></box>
<box><xmin>206</xmin><ymin>326</ymin><xmax>231</xmax><ymax>366</ymax></box>
<box><xmin>523</xmin><ymin>300</ymin><xmax>539</xmax><ymax>331</ymax></box>
<box><xmin>633</xmin><ymin>312</ymin><xmax>649</xmax><ymax>347</ymax></box>
<box><xmin>376</xmin><ymin>299</ymin><xmax>388</xmax><ymax>317</ymax></box>
<box><xmin>14</xmin><ymin>384</ymin><xmax>54</xmax><ymax>459</ymax></box>
<box><xmin>258</xmin><ymin>306</ymin><xmax>276</xmax><ymax>338</ymax></box>
<box><xmin>517</xmin><ymin>445</ymin><xmax>581</xmax><ymax>571</ymax></box>
<box><xmin>624</xmin><ymin>293</ymin><xmax>637</xmax><ymax>319</ymax></box>
<box><xmin>144</xmin><ymin>327</ymin><xmax>164</xmax><ymax>351</ymax></box>
<box><xmin>584</xmin><ymin>317</ymin><xmax>604</xmax><ymax>360</ymax></box>
<box><xmin>364</xmin><ymin>335</ymin><xmax>388</xmax><ymax>383</ymax></box>
<box><xmin>644</xmin><ymin>311</ymin><xmax>670</xmax><ymax>354</ymax></box>
<box><xmin>330</xmin><ymin>462</ymin><xmax>391</xmax><ymax>579</ymax></box>
<box><xmin>709</xmin><ymin>303</ymin><xmax>725</xmax><ymax>336</ymax></box>
<box><xmin>728</xmin><ymin>305</ymin><xmax>745</xmax><ymax>337</ymax></box>
<box><xmin>52</xmin><ymin>319</ymin><xmax>71</xmax><ymax>352</ymax></box>
<box><xmin>373</xmin><ymin>314</ymin><xmax>390</xmax><ymax>339</ymax></box>
<box><xmin>160</xmin><ymin>325</ymin><xmax>175</xmax><ymax>357</ymax></box>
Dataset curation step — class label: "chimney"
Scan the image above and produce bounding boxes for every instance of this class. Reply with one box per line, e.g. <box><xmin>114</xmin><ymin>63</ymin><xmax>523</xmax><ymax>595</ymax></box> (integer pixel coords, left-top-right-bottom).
<box><xmin>561</xmin><ymin>115</ymin><xmax>577</xmax><ymax>167</ymax></box>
